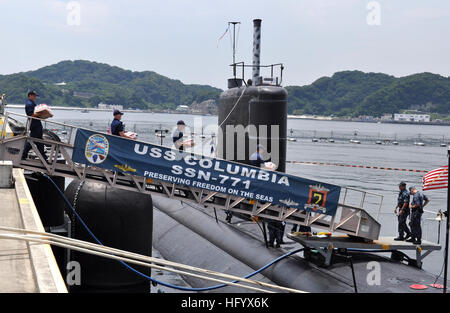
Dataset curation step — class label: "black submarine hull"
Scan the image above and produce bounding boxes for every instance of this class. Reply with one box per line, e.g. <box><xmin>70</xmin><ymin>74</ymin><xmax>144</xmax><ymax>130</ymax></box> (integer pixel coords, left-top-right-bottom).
<box><xmin>152</xmin><ymin>196</ymin><xmax>441</xmax><ymax>293</ymax></box>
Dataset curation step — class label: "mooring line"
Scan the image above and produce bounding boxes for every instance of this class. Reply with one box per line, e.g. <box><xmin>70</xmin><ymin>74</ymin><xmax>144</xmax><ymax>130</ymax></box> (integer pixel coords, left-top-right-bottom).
<box><xmin>287</xmin><ymin>161</ymin><xmax>428</xmax><ymax>173</ymax></box>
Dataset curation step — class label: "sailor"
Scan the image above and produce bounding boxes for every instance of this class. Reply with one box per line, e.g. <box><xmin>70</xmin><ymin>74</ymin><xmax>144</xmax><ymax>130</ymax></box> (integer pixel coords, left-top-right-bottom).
<box><xmin>111</xmin><ymin>109</ymin><xmax>134</xmax><ymax>139</ymax></box>
<box><xmin>394</xmin><ymin>181</ymin><xmax>412</xmax><ymax>241</ymax></box>
<box><xmin>267</xmin><ymin>220</ymin><xmax>284</xmax><ymax>248</ymax></box>
<box><xmin>172</xmin><ymin>120</ymin><xmax>190</xmax><ymax>152</ymax></box>
<box><xmin>407</xmin><ymin>186</ymin><xmax>430</xmax><ymax>245</ymax></box>
<box><xmin>250</xmin><ymin>144</ymin><xmax>285</xmax><ymax>245</ymax></box>
<box><xmin>22</xmin><ymin>91</ymin><xmax>47</xmax><ymax>160</ymax></box>
<box><xmin>250</xmin><ymin>144</ymin><xmax>265</xmax><ymax>168</ymax></box>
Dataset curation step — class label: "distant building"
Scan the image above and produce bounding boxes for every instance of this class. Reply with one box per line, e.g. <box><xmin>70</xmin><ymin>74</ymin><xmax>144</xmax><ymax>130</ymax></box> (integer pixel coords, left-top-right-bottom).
<box><xmin>190</xmin><ymin>100</ymin><xmax>217</xmax><ymax>115</ymax></box>
<box><xmin>176</xmin><ymin>105</ymin><xmax>189</xmax><ymax>112</ymax></box>
<box><xmin>98</xmin><ymin>103</ymin><xmax>123</xmax><ymax>111</ymax></box>
<box><xmin>381</xmin><ymin>114</ymin><xmax>393</xmax><ymax>121</ymax></box>
<box><xmin>394</xmin><ymin>113</ymin><xmax>430</xmax><ymax>122</ymax></box>
<box><xmin>359</xmin><ymin>115</ymin><xmax>375</xmax><ymax>121</ymax></box>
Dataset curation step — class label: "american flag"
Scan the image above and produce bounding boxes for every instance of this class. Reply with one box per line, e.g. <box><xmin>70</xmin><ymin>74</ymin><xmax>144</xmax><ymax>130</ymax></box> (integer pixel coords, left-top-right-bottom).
<box><xmin>422</xmin><ymin>165</ymin><xmax>448</xmax><ymax>191</ymax></box>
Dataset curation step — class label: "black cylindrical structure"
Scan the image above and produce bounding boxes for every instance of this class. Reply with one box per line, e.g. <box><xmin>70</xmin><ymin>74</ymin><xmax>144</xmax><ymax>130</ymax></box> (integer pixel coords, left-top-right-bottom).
<box><xmin>249</xmin><ymin>86</ymin><xmax>288</xmax><ymax>172</ymax></box>
<box><xmin>217</xmin><ymin>86</ymin><xmax>253</xmax><ymax>164</ymax></box>
<box><xmin>218</xmin><ymin>85</ymin><xmax>288</xmax><ymax>172</ymax></box>
<box><xmin>65</xmin><ymin>180</ymin><xmax>153</xmax><ymax>293</ymax></box>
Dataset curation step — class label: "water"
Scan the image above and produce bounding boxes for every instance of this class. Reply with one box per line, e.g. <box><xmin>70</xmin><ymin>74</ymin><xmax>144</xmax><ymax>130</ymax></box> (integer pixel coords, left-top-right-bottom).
<box><xmin>7</xmin><ymin>108</ymin><xmax>450</xmax><ymax>280</ymax></box>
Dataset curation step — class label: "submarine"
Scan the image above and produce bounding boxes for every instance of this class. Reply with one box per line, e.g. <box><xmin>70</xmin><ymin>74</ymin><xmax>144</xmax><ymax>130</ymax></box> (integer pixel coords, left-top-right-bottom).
<box><xmin>1</xmin><ymin>19</ymin><xmax>444</xmax><ymax>293</ymax></box>
<box><xmin>147</xmin><ymin>19</ymin><xmax>443</xmax><ymax>293</ymax></box>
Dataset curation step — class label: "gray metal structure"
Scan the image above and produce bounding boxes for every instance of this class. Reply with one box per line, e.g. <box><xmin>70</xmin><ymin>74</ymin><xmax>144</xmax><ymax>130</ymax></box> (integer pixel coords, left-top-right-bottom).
<box><xmin>0</xmin><ymin>160</ymin><xmax>13</xmax><ymax>188</ymax></box>
<box><xmin>0</xmin><ymin>112</ymin><xmax>382</xmax><ymax>240</ymax></box>
<box><xmin>252</xmin><ymin>19</ymin><xmax>262</xmax><ymax>84</ymax></box>
<box><xmin>287</xmin><ymin>234</ymin><xmax>441</xmax><ymax>268</ymax></box>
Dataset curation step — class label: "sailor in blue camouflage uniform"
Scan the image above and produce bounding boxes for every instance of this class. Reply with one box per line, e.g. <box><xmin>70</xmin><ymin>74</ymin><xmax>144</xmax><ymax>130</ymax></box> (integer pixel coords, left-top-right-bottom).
<box><xmin>394</xmin><ymin>182</ymin><xmax>412</xmax><ymax>241</ymax></box>
<box><xmin>22</xmin><ymin>91</ymin><xmax>47</xmax><ymax>160</ymax></box>
<box><xmin>407</xmin><ymin>186</ymin><xmax>430</xmax><ymax>245</ymax></box>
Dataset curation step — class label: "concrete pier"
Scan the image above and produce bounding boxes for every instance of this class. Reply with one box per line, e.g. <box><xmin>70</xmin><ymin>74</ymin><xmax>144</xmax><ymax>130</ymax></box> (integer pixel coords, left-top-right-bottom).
<box><xmin>0</xmin><ymin>165</ymin><xmax>67</xmax><ymax>293</ymax></box>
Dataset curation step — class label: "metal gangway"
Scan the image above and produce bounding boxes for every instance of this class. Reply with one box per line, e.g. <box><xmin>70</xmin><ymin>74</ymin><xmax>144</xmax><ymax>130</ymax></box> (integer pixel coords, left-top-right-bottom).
<box><xmin>0</xmin><ymin>112</ymin><xmax>382</xmax><ymax>240</ymax></box>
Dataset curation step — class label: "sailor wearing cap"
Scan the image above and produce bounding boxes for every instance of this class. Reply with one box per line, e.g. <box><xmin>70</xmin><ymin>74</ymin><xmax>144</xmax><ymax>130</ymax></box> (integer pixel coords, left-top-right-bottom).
<box><xmin>111</xmin><ymin>109</ymin><xmax>134</xmax><ymax>139</ymax></box>
<box><xmin>407</xmin><ymin>186</ymin><xmax>430</xmax><ymax>245</ymax></box>
<box><xmin>172</xmin><ymin>120</ymin><xmax>186</xmax><ymax>152</ymax></box>
<box><xmin>250</xmin><ymin>144</ymin><xmax>266</xmax><ymax>168</ymax></box>
<box><xmin>394</xmin><ymin>181</ymin><xmax>412</xmax><ymax>241</ymax></box>
<box><xmin>22</xmin><ymin>91</ymin><xmax>47</xmax><ymax>160</ymax></box>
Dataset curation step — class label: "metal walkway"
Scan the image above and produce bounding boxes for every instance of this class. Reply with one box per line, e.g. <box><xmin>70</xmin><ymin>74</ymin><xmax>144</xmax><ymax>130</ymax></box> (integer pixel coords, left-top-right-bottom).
<box><xmin>0</xmin><ymin>112</ymin><xmax>382</xmax><ymax>240</ymax></box>
<box><xmin>287</xmin><ymin>233</ymin><xmax>441</xmax><ymax>268</ymax></box>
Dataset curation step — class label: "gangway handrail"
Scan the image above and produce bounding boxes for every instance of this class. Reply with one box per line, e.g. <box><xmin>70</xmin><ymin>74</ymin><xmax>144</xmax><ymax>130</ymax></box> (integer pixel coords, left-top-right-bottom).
<box><xmin>0</xmin><ymin>111</ymin><xmax>382</xmax><ymax>240</ymax></box>
<box><xmin>377</xmin><ymin>210</ymin><xmax>443</xmax><ymax>244</ymax></box>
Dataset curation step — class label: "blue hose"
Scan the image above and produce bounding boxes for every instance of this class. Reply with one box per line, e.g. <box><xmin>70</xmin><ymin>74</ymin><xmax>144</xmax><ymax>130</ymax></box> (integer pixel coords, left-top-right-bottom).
<box><xmin>43</xmin><ymin>174</ymin><xmax>303</xmax><ymax>292</ymax></box>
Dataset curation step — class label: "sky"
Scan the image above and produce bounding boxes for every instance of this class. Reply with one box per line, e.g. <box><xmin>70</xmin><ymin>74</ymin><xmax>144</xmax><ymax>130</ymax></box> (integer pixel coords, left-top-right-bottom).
<box><xmin>0</xmin><ymin>0</ymin><xmax>449</xmax><ymax>89</ymax></box>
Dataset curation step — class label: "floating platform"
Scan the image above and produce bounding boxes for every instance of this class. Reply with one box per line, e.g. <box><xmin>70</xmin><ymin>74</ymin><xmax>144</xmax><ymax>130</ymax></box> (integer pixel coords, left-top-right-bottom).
<box><xmin>287</xmin><ymin>233</ymin><xmax>441</xmax><ymax>268</ymax></box>
<box><xmin>0</xmin><ymin>164</ymin><xmax>67</xmax><ymax>293</ymax></box>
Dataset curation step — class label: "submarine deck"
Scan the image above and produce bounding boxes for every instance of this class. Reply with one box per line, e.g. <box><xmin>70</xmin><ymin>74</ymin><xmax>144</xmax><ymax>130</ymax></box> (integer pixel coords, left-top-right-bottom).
<box><xmin>288</xmin><ymin>234</ymin><xmax>441</xmax><ymax>250</ymax></box>
<box><xmin>0</xmin><ymin>167</ymin><xmax>67</xmax><ymax>293</ymax></box>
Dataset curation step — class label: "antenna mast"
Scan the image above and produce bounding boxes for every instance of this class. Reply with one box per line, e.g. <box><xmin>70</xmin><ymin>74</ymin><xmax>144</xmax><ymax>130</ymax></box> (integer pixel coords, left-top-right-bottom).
<box><xmin>229</xmin><ymin>21</ymin><xmax>240</xmax><ymax>65</ymax></box>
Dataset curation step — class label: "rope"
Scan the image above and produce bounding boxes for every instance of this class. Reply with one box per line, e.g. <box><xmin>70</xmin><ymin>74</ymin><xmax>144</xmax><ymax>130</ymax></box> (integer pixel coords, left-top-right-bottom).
<box><xmin>0</xmin><ymin>231</ymin><xmax>279</xmax><ymax>293</ymax></box>
<box><xmin>217</xmin><ymin>87</ymin><xmax>247</xmax><ymax>129</ymax></box>
<box><xmin>42</xmin><ymin>174</ymin><xmax>305</xmax><ymax>292</ymax></box>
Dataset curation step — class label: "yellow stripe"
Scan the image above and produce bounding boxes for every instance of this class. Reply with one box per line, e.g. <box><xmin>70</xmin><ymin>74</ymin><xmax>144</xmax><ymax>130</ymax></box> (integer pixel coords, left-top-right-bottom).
<box><xmin>19</xmin><ymin>198</ymin><xmax>30</xmax><ymax>205</ymax></box>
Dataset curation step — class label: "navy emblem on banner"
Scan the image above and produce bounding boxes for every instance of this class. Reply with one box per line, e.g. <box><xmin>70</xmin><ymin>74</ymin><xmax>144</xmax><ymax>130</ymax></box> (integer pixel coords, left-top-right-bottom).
<box><xmin>305</xmin><ymin>184</ymin><xmax>329</xmax><ymax>214</ymax></box>
<box><xmin>85</xmin><ymin>134</ymin><xmax>109</xmax><ymax>164</ymax></box>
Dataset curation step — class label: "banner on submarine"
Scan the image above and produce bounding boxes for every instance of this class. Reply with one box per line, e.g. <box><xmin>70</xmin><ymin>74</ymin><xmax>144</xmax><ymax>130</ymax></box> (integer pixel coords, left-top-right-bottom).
<box><xmin>72</xmin><ymin>129</ymin><xmax>341</xmax><ymax>216</ymax></box>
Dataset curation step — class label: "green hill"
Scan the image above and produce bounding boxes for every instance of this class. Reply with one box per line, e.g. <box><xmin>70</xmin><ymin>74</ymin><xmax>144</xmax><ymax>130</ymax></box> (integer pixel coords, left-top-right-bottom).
<box><xmin>0</xmin><ymin>60</ymin><xmax>222</xmax><ymax>109</ymax></box>
<box><xmin>0</xmin><ymin>61</ymin><xmax>448</xmax><ymax>117</ymax></box>
<box><xmin>286</xmin><ymin>71</ymin><xmax>450</xmax><ymax>117</ymax></box>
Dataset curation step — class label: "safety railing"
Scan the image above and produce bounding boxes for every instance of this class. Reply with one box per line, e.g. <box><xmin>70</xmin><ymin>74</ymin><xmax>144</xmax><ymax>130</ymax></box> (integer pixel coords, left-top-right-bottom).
<box><xmin>230</xmin><ymin>62</ymin><xmax>284</xmax><ymax>86</ymax></box>
<box><xmin>376</xmin><ymin>209</ymin><xmax>444</xmax><ymax>244</ymax></box>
